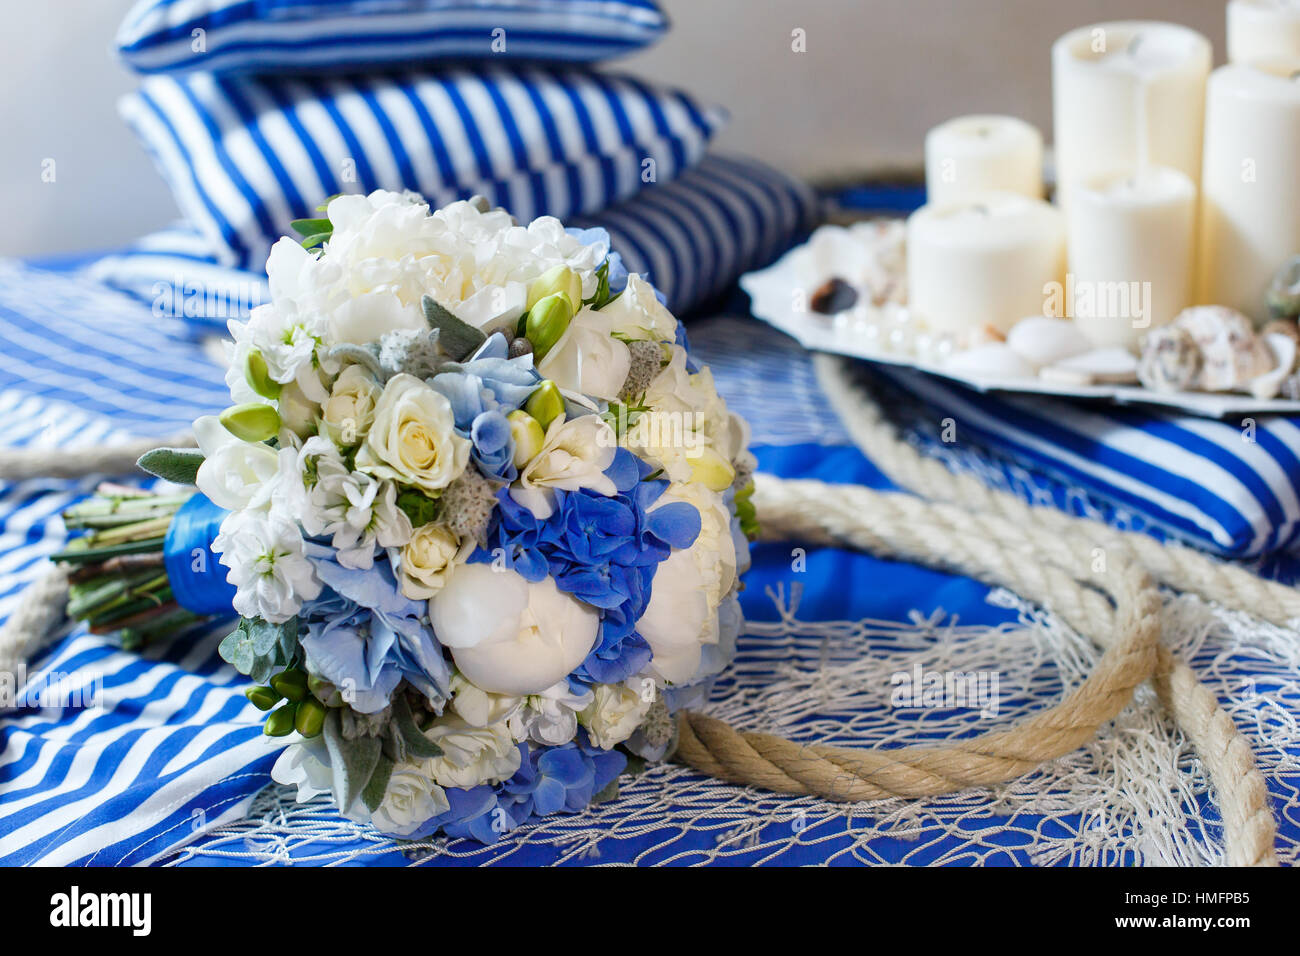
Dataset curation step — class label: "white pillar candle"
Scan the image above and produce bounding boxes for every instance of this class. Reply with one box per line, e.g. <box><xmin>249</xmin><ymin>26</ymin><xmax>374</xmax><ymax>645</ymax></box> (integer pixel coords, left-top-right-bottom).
<box><xmin>907</xmin><ymin>192</ymin><xmax>1067</xmax><ymax>337</ymax></box>
<box><xmin>924</xmin><ymin>115</ymin><xmax>1044</xmax><ymax>205</ymax></box>
<box><xmin>1198</xmin><ymin>58</ymin><xmax>1300</xmax><ymax>323</ymax></box>
<box><xmin>1228</xmin><ymin>0</ymin><xmax>1300</xmax><ymax>64</ymax></box>
<box><xmin>1066</xmin><ymin>167</ymin><xmax>1197</xmax><ymax>351</ymax></box>
<box><xmin>1051</xmin><ymin>21</ymin><xmax>1211</xmax><ymax>208</ymax></box>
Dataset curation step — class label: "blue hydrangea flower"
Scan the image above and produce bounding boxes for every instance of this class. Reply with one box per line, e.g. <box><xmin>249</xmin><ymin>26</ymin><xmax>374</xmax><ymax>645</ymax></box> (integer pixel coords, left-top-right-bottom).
<box><xmin>429</xmin><ymin>333</ymin><xmax>540</xmax><ymax>481</ymax></box>
<box><xmin>566</xmin><ymin>227</ymin><xmax>630</xmax><ymax>297</ymax></box>
<box><xmin>476</xmin><ymin>449</ymin><xmax>699</xmax><ymax>683</ymax></box>
<box><xmin>299</xmin><ymin>541</ymin><xmax>451</xmax><ymax>713</ymax></box>
<box><xmin>499</xmin><ymin>737</ymin><xmax>626</xmax><ymax>826</ymax></box>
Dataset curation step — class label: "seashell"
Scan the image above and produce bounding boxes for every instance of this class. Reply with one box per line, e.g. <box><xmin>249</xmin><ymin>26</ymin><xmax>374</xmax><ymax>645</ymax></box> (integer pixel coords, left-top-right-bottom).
<box><xmin>810</xmin><ymin>277</ymin><xmax>859</xmax><ymax>314</ymax></box>
<box><xmin>944</xmin><ymin>343</ymin><xmax>1037</xmax><ymax>380</ymax></box>
<box><xmin>1040</xmin><ymin>347</ymin><xmax>1139</xmax><ymax>386</ymax></box>
<box><xmin>1005</xmin><ymin>316</ymin><xmax>1092</xmax><ymax>369</ymax></box>
<box><xmin>1137</xmin><ymin>324</ymin><xmax>1201</xmax><ymax>393</ymax></box>
<box><xmin>1267</xmin><ymin>255</ymin><xmax>1300</xmax><ymax>321</ymax></box>
<box><xmin>1173</xmin><ymin>305</ymin><xmax>1274</xmax><ymax>392</ymax></box>
<box><xmin>1262</xmin><ymin>316</ymin><xmax>1300</xmax><ymax>349</ymax></box>
<box><xmin>1248</xmin><ymin>333</ymin><xmax>1299</xmax><ymax>400</ymax></box>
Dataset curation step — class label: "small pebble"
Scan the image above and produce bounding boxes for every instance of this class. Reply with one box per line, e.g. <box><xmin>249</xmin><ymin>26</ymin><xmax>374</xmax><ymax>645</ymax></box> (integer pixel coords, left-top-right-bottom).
<box><xmin>508</xmin><ymin>337</ymin><xmax>534</xmax><ymax>359</ymax></box>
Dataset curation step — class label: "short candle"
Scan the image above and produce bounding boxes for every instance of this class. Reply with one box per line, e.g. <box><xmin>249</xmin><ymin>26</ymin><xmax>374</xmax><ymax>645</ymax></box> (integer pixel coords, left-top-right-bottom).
<box><xmin>924</xmin><ymin>115</ymin><xmax>1044</xmax><ymax>205</ymax></box>
<box><xmin>1227</xmin><ymin>0</ymin><xmax>1300</xmax><ymax>65</ymax></box>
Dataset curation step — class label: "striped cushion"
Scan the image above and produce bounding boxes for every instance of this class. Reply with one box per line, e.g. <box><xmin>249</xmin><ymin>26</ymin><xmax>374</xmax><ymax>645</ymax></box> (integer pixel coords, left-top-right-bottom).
<box><xmin>876</xmin><ymin>366</ymin><xmax>1300</xmax><ymax>559</ymax></box>
<box><xmin>117</xmin><ymin>0</ymin><xmax>667</xmax><ymax>74</ymax></box>
<box><xmin>85</xmin><ymin>154</ymin><xmax>819</xmax><ymax>327</ymax></box>
<box><xmin>122</xmin><ymin>67</ymin><xmax>726</xmax><ymax>270</ymax></box>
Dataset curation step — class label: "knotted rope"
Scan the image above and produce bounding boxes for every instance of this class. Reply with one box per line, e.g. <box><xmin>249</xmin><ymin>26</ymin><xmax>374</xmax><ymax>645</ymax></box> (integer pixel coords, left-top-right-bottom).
<box><xmin>0</xmin><ymin>434</ymin><xmax>195</xmax><ymax>484</ymax></box>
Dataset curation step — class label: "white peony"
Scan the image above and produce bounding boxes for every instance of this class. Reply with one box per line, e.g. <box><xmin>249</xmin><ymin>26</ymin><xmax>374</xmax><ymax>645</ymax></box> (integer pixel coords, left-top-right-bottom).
<box><xmin>213</xmin><ymin>508</ymin><xmax>322</xmax><ymax>623</ymax></box>
<box><xmin>589</xmin><ymin>274</ymin><xmax>678</xmax><ymax>342</ymax></box>
<box><xmin>429</xmin><ymin>563</ymin><xmax>599</xmax><ymax>696</ymax></box>
<box><xmin>536</xmin><ymin>310</ymin><xmax>632</xmax><ymax>401</ymax></box>
<box><xmin>580</xmin><ymin>679</ymin><xmax>656</xmax><ymax>750</ymax></box>
<box><xmin>508</xmin><ymin>679</ymin><xmax>594</xmax><ymax>746</ymax></box>
<box><xmin>396</xmin><ymin>523</ymin><xmax>473</xmax><ymax>600</ymax></box>
<box><xmin>636</xmin><ymin>484</ymin><xmax>737</xmax><ymax>684</ymax></box>
<box><xmin>355</xmin><ymin>373</ymin><xmax>471</xmax><ymax>494</ymax></box>
<box><xmin>510</xmin><ymin>413</ymin><xmax>617</xmax><ymax>519</ymax></box>
<box><xmin>421</xmin><ymin>716</ymin><xmax>521</xmax><ymax>789</ymax></box>
<box><xmin>193</xmin><ymin>415</ymin><xmax>281</xmax><ymax>513</ymax></box>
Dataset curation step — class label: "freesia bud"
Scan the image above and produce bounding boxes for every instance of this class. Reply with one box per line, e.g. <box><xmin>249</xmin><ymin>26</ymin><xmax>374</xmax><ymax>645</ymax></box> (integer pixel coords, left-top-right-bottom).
<box><xmin>525</xmin><ymin>293</ymin><xmax>573</xmax><ymax>361</ymax></box>
<box><xmin>219</xmin><ymin>402</ymin><xmax>281</xmax><ymax>443</ymax></box>
<box><xmin>294</xmin><ymin>698</ymin><xmax>327</xmax><ymax>738</ymax></box>
<box><xmin>245</xmin><ymin>685</ymin><xmax>282</xmax><ymax>711</ymax></box>
<box><xmin>527</xmin><ymin>265</ymin><xmax>583</xmax><ymax>314</ymax></box>
<box><xmin>688</xmin><ymin>447</ymin><xmax>736</xmax><ymax>492</ymax></box>
<box><xmin>243</xmin><ymin>349</ymin><xmax>282</xmax><ymax>400</ymax></box>
<box><xmin>270</xmin><ymin>668</ymin><xmax>308</xmax><ymax>702</ymax></box>
<box><xmin>264</xmin><ymin>704</ymin><xmax>297</xmax><ymax>737</ymax></box>
<box><xmin>508</xmin><ymin>409</ymin><xmax>546</xmax><ymax>468</ymax></box>
<box><xmin>524</xmin><ymin>380</ymin><xmax>565</xmax><ymax>430</ymax></box>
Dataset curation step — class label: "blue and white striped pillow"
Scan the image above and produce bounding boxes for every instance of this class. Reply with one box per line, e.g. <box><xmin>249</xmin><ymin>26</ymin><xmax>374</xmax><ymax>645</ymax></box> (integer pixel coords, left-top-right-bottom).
<box><xmin>87</xmin><ymin>154</ymin><xmax>815</xmax><ymax>325</ymax></box>
<box><xmin>117</xmin><ymin>0</ymin><xmax>668</xmax><ymax>74</ymax></box>
<box><xmin>875</xmin><ymin>366</ymin><xmax>1300</xmax><ymax>559</ymax></box>
<box><xmin>121</xmin><ymin>67</ymin><xmax>726</xmax><ymax>270</ymax></box>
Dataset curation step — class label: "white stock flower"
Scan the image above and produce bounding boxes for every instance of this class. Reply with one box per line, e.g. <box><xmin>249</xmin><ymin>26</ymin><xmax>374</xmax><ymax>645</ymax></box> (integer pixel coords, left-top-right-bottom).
<box><xmin>429</xmin><ymin>563</ymin><xmax>599</xmax><ymax>696</ymax></box>
<box><xmin>508</xmin><ymin>679</ymin><xmax>594</xmax><ymax>746</ymax></box>
<box><xmin>591</xmin><ymin>274</ymin><xmax>678</xmax><ymax>342</ymax></box>
<box><xmin>396</xmin><ymin>523</ymin><xmax>473</xmax><ymax>600</ymax></box>
<box><xmin>193</xmin><ymin>415</ymin><xmax>280</xmax><ymax>512</ymax></box>
<box><xmin>636</xmin><ymin>484</ymin><xmax>737</xmax><ymax>684</ymax></box>
<box><xmin>580</xmin><ymin>679</ymin><xmax>656</xmax><ymax>750</ymax></box>
<box><xmin>536</xmin><ymin>311</ymin><xmax>632</xmax><ymax>401</ymax></box>
<box><xmin>355</xmin><ymin>373</ymin><xmax>471</xmax><ymax>494</ymax></box>
<box><xmin>422</xmin><ymin>715</ymin><xmax>521</xmax><ymax>789</ymax></box>
<box><xmin>213</xmin><ymin>508</ymin><xmax>322</xmax><ymax>623</ymax></box>
<box><xmin>510</xmin><ymin>413</ymin><xmax>617</xmax><ymax>519</ymax></box>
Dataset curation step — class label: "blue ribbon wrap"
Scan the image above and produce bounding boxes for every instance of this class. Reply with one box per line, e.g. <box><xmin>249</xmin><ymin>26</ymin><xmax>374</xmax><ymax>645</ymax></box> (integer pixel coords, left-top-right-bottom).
<box><xmin>163</xmin><ymin>493</ymin><xmax>237</xmax><ymax>616</ymax></box>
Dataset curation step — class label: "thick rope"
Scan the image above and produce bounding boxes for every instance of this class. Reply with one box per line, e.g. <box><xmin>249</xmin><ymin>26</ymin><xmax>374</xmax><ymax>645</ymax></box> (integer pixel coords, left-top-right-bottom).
<box><xmin>800</xmin><ymin>355</ymin><xmax>1279</xmax><ymax>865</ymax></box>
<box><xmin>0</xmin><ymin>434</ymin><xmax>195</xmax><ymax>483</ymax></box>
<box><xmin>0</xmin><ymin>565</ymin><xmax>71</xmax><ymax>713</ymax></box>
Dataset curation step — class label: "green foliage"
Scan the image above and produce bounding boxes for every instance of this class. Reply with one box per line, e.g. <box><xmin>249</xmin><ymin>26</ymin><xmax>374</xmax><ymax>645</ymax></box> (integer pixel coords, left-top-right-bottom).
<box><xmin>735</xmin><ymin>479</ymin><xmax>760</xmax><ymax>541</ymax></box>
<box><xmin>422</xmin><ymin>295</ymin><xmax>486</xmax><ymax>361</ymax></box>
<box><xmin>290</xmin><ymin>216</ymin><xmax>333</xmax><ymax>250</ymax></box>
<box><xmin>396</xmin><ymin>487</ymin><xmax>441</xmax><ymax>528</ymax></box>
<box><xmin>322</xmin><ymin>709</ymin><xmax>384</xmax><ymax>813</ymax></box>
<box><xmin>392</xmin><ymin>694</ymin><xmax>443</xmax><ymax>759</ymax></box>
<box><xmin>136</xmin><ymin>447</ymin><xmax>205</xmax><ymax>485</ymax></box>
<box><xmin>219</xmin><ymin>616</ymin><xmax>300</xmax><ymax>684</ymax></box>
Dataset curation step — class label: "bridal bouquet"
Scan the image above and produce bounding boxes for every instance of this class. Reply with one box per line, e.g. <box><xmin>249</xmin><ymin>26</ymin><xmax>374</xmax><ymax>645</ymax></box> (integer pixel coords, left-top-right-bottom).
<box><xmin>56</xmin><ymin>190</ymin><xmax>756</xmax><ymax>841</ymax></box>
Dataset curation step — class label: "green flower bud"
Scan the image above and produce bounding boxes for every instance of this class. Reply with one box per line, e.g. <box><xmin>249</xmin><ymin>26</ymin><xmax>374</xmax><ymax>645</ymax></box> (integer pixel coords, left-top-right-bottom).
<box><xmin>507</xmin><ymin>409</ymin><xmax>546</xmax><ymax>468</ymax></box>
<box><xmin>264</xmin><ymin>703</ymin><xmax>298</xmax><ymax>737</ymax></box>
<box><xmin>688</xmin><ymin>447</ymin><xmax>736</xmax><ymax>492</ymax></box>
<box><xmin>243</xmin><ymin>349</ymin><xmax>282</xmax><ymax>400</ymax></box>
<box><xmin>245</xmin><ymin>685</ymin><xmax>282</xmax><ymax>712</ymax></box>
<box><xmin>219</xmin><ymin>402</ymin><xmax>281</xmax><ymax>443</ymax></box>
<box><xmin>308</xmin><ymin>674</ymin><xmax>344</xmax><ymax>708</ymax></box>
<box><xmin>525</xmin><ymin>292</ymin><xmax>573</xmax><ymax>361</ymax></box>
<box><xmin>524</xmin><ymin>380</ymin><xmax>565</xmax><ymax>431</ymax></box>
<box><xmin>294</xmin><ymin>698</ymin><xmax>327</xmax><ymax>738</ymax></box>
<box><xmin>270</xmin><ymin>668</ymin><xmax>309</xmax><ymax>702</ymax></box>
<box><xmin>527</xmin><ymin>265</ymin><xmax>583</xmax><ymax>314</ymax></box>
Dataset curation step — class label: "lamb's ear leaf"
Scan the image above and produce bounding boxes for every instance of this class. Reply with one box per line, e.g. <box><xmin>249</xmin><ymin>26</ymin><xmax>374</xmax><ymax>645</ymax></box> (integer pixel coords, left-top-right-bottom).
<box><xmin>137</xmin><ymin>447</ymin><xmax>204</xmax><ymax>485</ymax></box>
<box><xmin>392</xmin><ymin>694</ymin><xmax>443</xmax><ymax>759</ymax></box>
<box><xmin>361</xmin><ymin>754</ymin><xmax>395</xmax><ymax>813</ymax></box>
<box><xmin>422</xmin><ymin>295</ymin><xmax>486</xmax><ymax>361</ymax></box>
<box><xmin>322</xmin><ymin>709</ymin><xmax>383</xmax><ymax>814</ymax></box>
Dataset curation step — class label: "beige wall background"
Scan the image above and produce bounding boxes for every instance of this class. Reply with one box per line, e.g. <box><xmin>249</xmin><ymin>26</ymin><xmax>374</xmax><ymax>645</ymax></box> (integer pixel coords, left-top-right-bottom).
<box><xmin>1</xmin><ymin>0</ymin><xmax>1229</xmax><ymax>257</ymax></box>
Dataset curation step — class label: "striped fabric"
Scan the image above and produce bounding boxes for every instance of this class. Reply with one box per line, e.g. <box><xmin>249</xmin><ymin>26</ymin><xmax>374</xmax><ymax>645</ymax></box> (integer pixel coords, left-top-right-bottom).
<box><xmin>118</xmin><ymin>0</ymin><xmax>667</xmax><ymax>74</ymax></box>
<box><xmin>85</xmin><ymin>154</ymin><xmax>819</xmax><ymax>327</ymax></box>
<box><xmin>121</xmin><ymin>67</ymin><xmax>726</xmax><ymax>270</ymax></box>
<box><xmin>875</xmin><ymin>366</ymin><xmax>1300</xmax><ymax>559</ymax></box>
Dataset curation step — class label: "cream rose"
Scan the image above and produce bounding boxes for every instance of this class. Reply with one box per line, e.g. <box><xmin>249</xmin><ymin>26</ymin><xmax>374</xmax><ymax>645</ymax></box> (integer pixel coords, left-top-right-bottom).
<box><xmin>321</xmin><ymin>364</ymin><xmax>380</xmax><ymax>446</ymax></box>
<box><xmin>355</xmin><ymin>373</ymin><xmax>470</xmax><ymax>493</ymax></box>
<box><xmin>398</xmin><ymin>523</ymin><xmax>474</xmax><ymax>600</ymax></box>
<box><xmin>422</xmin><ymin>716</ymin><xmax>522</xmax><ymax>789</ymax></box>
<box><xmin>370</xmin><ymin>762</ymin><xmax>451</xmax><ymax>836</ymax></box>
<box><xmin>580</xmin><ymin>679</ymin><xmax>656</xmax><ymax>750</ymax></box>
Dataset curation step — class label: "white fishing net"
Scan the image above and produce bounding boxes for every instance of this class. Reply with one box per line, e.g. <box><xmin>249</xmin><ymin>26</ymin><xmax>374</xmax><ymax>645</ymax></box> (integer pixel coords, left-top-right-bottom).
<box><xmin>160</xmin><ymin>318</ymin><xmax>1300</xmax><ymax>867</ymax></box>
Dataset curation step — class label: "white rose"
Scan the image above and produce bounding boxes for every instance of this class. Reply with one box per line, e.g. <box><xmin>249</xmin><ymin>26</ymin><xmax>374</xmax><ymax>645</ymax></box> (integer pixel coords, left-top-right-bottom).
<box><xmin>422</xmin><ymin>716</ymin><xmax>521</xmax><ymax>789</ymax></box>
<box><xmin>212</xmin><ymin>508</ymin><xmax>322</xmax><ymax>624</ymax></box>
<box><xmin>369</xmin><ymin>762</ymin><xmax>451</xmax><ymax>837</ymax></box>
<box><xmin>356</xmin><ymin>373</ymin><xmax>471</xmax><ymax>494</ymax></box>
<box><xmin>536</xmin><ymin>311</ymin><xmax>632</xmax><ymax>401</ymax></box>
<box><xmin>591</xmin><ymin>274</ymin><xmax>678</xmax><ymax>342</ymax></box>
<box><xmin>510</xmin><ymin>413</ymin><xmax>617</xmax><ymax>519</ymax></box>
<box><xmin>580</xmin><ymin>679</ymin><xmax>656</xmax><ymax>750</ymax></box>
<box><xmin>193</xmin><ymin>415</ymin><xmax>280</xmax><ymax>512</ymax></box>
<box><xmin>636</xmin><ymin>484</ymin><xmax>736</xmax><ymax>684</ymax></box>
<box><xmin>397</xmin><ymin>523</ymin><xmax>473</xmax><ymax>600</ymax></box>
<box><xmin>321</xmin><ymin>364</ymin><xmax>380</xmax><ymax>446</ymax></box>
<box><xmin>429</xmin><ymin>563</ymin><xmax>599</xmax><ymax>696</ymax></box>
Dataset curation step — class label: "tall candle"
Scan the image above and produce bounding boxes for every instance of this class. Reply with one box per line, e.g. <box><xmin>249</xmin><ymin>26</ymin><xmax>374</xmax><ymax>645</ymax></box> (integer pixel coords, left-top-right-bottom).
<box><xmin>924</xmin><ymin>115</ymin><xmax>1044</xmax><ymax>205</ymax></box>
<box><xmin>1067</xmin><ymin>167</ymin><xmax>1196</xmax><ymax>351</ymax></box>
<box><xmin>1051</xmin><ymin>21</ymin><xmax>1211</xmax><ymax>208</ymax></box>
<box><xmin>1199</xmin><ymin>58</ymin><xmax>1300</xmax><ymax>323</ymax></box>
<box><xmin>1228</xmin><ymin>0</ymin><xmax>1300</xmax><ymax>64</ymax></box>
<box><xmin>907</xmin><ymin>192</ymin><xmax>1067</xmax><ymax>337</ymax></box>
